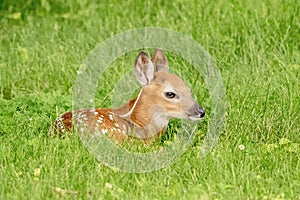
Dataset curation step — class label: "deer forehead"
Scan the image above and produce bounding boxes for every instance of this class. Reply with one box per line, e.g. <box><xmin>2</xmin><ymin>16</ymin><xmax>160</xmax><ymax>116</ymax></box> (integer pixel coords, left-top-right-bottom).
<box><xmin>152</xmin><ymin>72</ymin><xmax>191</xmax><ymax>94</ymax></box>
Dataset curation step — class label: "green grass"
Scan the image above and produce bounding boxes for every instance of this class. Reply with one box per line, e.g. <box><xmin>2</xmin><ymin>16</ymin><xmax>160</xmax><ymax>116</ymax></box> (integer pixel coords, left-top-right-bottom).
<box><xmin>1</xmin><ymin>0</ymin><xmax>299</xmax><ymax>199</ymax></box>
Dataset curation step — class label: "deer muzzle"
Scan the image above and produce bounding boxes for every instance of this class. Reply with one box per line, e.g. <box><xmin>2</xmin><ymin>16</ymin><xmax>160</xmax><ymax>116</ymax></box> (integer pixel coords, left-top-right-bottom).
<box><xmin>187</xmin><ymin>103</ymin><xmax>205</xmax><ymax>121</ymax></box>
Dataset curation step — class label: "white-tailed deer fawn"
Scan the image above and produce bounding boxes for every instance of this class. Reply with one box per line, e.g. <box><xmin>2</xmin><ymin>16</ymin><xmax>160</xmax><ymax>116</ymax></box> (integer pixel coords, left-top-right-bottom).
<box><xmin>50</xmin><ymin>49</ymin><xmax>205</xmax><ymax>143</ymax></box>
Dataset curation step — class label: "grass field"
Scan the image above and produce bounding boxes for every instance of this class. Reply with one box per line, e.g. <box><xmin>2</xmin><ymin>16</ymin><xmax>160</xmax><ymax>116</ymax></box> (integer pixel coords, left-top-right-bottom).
<box><xmin>1</xmin><ymin>0</ymin><xmax>299</xmax><ymax>199</ymax></box>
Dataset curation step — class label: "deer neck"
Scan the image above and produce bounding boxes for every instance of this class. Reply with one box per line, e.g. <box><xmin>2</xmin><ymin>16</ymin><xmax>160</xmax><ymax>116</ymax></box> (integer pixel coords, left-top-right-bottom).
<box><xmin>112</xmin><ymin>95</ymin><xmax>169</xmax><ymax>138</ymax></box>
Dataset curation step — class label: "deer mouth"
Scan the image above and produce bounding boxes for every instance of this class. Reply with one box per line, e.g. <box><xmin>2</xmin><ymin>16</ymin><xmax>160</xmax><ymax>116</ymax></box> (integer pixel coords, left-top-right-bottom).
<box><xmin>187</xmin><ymin>114</ymin><xmax>205</xmax><ymax>121</ymax></box>
<box><xmin>188</xmin><ymin>116</ymin><xmax>201</xmax><ymax>121</ymax></box>
<box><xmin>187</xmin><ymin>107</ymin><xmax>205</xmax><ymax>121</ymax></box>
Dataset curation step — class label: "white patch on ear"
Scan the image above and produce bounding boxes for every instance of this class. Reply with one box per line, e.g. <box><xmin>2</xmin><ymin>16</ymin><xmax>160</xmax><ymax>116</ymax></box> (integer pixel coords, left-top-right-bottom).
<box><xmin>134</xmin><ymin>52</ymin><xmax>155</xmax><ymax>86</ymax></box>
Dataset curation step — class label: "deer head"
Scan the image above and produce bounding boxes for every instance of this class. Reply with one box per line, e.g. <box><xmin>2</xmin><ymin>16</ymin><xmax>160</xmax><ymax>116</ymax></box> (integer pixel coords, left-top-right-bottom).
<box><xmin>114</xmin><ymin>48</ymin><xmax>205</xmax><ymax>138</ymax></box>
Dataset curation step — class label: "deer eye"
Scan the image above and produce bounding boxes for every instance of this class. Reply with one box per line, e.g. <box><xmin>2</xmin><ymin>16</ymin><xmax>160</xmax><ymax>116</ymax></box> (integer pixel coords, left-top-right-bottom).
<box><xmin>165</xmin><ymin>92</ymin><xmax>176</xmax><ymax>99</ymax></box>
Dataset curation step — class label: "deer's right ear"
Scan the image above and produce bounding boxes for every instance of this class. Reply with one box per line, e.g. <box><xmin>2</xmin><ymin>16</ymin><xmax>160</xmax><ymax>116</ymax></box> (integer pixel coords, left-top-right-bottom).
<box><xmin>134</xmin><ymin>52</ymin><xmax>155</xmax><ymax>86</ymax></box>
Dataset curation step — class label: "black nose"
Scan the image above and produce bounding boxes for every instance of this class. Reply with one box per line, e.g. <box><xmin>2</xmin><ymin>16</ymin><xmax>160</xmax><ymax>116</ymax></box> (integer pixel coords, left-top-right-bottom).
<box><xmin>197</xmin><ymin>106</ymin><xmax>205</xmax><ymax>118</ymax></box>
<box><xmin>199</xmin><ymin>109</ymin><xmax>205</xmax><ymax>118</ymax></box>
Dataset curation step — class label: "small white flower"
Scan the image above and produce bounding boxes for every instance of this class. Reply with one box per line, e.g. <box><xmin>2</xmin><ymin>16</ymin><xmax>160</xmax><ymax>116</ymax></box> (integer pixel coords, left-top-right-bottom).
<box><xmin>238</xmin><ymin>144</ymin><xmax>245</xmax><ymax>150</ymax></box>
<box><xmin>29</xmin><ymin>118</ymin><xmax>33</xmax><ymax>121</ymax></box>
<box><xmin>105</xmin><ymin>182</ymin><xmax>113</xmax><ymax>189</ymax></box>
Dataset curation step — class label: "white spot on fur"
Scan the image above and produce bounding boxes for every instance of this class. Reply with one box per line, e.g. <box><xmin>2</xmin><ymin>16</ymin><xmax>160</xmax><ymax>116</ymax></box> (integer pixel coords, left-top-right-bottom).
<box><xmin>108</xmin><ymin>114</ymin><xmax>114</xmax><ymax>121</ymax></box>
<box><xmin>101</xmin><ymin>129</ymin><xmax>108</xmax><ymax>134</ymax></box>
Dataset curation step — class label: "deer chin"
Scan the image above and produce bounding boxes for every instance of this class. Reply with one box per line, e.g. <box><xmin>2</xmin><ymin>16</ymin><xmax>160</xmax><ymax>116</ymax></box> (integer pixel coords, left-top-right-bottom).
<box><xmin>166</xmin><ymin>112</ymin><xmax>203</xmax><ymax>121</ymax></box>
<box><xmin>186</xmin><ymin>112</ymin><xmax>205</xmax><ymax>121</ymax></box>
<box><xmin>167</xmin><ymin>113</ymin><xmax>202</xmax><ymax>121</ymax></box>
<box><xmin>188</xmin><ymin>116</ymin><xmax>202</xmax><ymax>121</ymax></box>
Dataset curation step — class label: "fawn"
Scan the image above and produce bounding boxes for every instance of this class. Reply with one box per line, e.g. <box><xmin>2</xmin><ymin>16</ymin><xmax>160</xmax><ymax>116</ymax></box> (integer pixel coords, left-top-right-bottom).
<box><xmin>49</xmin><ymin>48</ymin><xmax>205</xmax><ymax>143</ymax></box>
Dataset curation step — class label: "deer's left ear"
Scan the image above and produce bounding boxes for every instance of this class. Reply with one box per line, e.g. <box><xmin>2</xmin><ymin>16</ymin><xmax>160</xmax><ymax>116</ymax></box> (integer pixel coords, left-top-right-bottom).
<box><xmin>134</xmin><ymin>52</ymin><xmax>155</xmax><ymax>86</ymax></box>
<box><xmin>151</xmin><ymin>48</ymin><xmax>169</xmax><ymax>72</ymax></box>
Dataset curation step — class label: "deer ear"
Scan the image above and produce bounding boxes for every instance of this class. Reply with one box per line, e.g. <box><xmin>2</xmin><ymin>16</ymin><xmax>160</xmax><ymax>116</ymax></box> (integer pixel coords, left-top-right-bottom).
<box><xmin>134</xmin><ymin>52</ymin><xmax>155</xmax><ymax>86</ymax></box>
<box><xmin>151</xmin><ymin>48</ymin><xmax>169</xmax><ymax>72</ymax></box>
